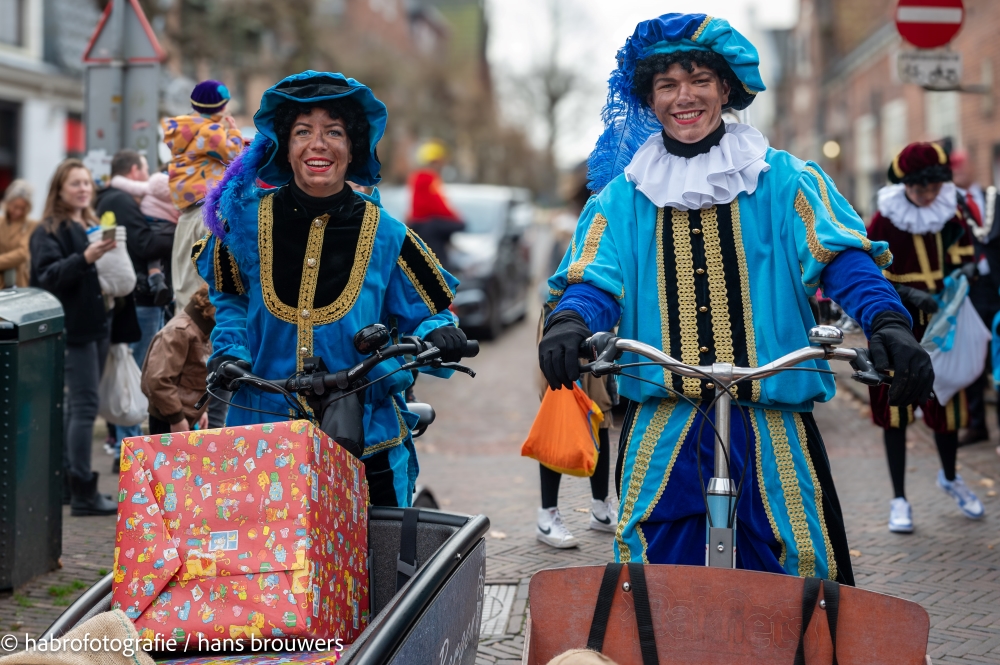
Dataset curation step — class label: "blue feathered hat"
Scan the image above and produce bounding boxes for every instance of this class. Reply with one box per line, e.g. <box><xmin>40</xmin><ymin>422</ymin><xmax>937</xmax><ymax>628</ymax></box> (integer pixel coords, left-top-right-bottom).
<box><xmin>587</xmin><ymin>14</ymin><xmax>765</xmax><ymax>193</ymax></box>
<box><xmin>253</xmin><ymin>70</ymin><xmax>388</xmax><ymax>187</ymax></box>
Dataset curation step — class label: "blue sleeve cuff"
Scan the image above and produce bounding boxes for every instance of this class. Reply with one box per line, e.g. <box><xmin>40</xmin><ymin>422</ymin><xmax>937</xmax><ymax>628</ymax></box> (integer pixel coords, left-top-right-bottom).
<box><xmin>822</xmin><ymin>249</ymin><xmax>912</xmax><ymax>337</ymax></box>
<box><xmin>551</xmin><ymin>283</ymin><xmax>621</xmax><ymax>332</ymax></box>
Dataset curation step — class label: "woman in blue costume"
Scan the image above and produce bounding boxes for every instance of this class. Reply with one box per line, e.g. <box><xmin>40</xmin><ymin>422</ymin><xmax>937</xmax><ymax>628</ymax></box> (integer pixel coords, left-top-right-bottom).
<box><xmin>538</xmin><ymin>15</ymin><xmax>935</xmax><ymax>583</ymax></box>
<box><xmin>195</xmin><ymin>71</ymin><xmax>467</xmax><ymax>508</ymax></box>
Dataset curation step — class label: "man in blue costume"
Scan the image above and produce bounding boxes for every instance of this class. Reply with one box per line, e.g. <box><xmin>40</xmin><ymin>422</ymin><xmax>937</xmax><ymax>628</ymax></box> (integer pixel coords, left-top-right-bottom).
<box><xmin>195</xmin><ymin>71</ymin><xmax>467</xmax><ymax>508</ymax></box>
<box><xmin>539</xmin><ymin>15</ymin><xmax>934</xmax><ymax>582</ymax></box>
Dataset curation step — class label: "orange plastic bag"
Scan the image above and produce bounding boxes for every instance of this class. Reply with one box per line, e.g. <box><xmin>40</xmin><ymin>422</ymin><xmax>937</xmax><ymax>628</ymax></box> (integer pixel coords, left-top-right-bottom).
<box><xmin>521</xmin><ymin>384</ymin><xmax>604</xmax><ymax>477</ymax></box>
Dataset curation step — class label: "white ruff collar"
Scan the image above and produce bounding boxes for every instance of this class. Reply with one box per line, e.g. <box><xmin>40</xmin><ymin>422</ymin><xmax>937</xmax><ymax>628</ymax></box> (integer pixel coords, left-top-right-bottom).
<box><xmin>623</xmin><ymin>123</ymin><xmax>770</xmax><ymax>210</ymax></box>
<box><xmin>877</xmin><ymin>182</ymin><xmax>957</xmax><ymax>234</ymax></box>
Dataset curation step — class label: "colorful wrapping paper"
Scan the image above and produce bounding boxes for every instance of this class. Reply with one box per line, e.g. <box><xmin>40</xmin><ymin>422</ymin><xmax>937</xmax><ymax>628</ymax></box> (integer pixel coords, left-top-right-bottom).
<box><xmin>157</xmin><ymin>650</ymin><xmax>339</xmax><ymax>664</ymax></box>
<box><xmin>112</xmin><ymin>421</ymin><xmax>369</xmax><ymax>646</ymax></box>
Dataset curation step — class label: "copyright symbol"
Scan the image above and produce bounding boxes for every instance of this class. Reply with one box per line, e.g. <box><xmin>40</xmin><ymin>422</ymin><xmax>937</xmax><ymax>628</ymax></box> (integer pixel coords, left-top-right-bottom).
<box><xmin>1</xmin><ymin>634</ymin><xmax>17</xmax><ymax>651</ymax></box>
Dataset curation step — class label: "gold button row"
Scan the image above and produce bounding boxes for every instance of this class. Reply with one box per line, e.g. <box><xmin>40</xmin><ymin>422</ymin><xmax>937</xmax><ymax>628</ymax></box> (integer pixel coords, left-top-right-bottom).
<box><xmin>313</xmin><ymin>218</ymin><xmax>324</xmax><ymax>228</ymax></box>
<box><xmin>696</xmin><ymin>268</ymin><xmax>705</xmax><ymax>275</ymax></box>
<box><xmin>700</xmin><ymin>346</ymin><xmax>709</xmax><ymax>354</ymax></box>
<box><xmin>692</xmin><ymin>228</ymin><xmax>702</xmax><ymax>235</ymax></box>
<box><xmin>306</xmin><ymin>257</ymin><xmax>317</xmax><ymax>268</ymax></box>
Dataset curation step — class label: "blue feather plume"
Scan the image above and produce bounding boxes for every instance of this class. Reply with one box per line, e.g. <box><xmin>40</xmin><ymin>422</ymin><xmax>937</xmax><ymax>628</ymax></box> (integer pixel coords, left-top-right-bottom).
<box><xmin>587</xmin><ymin>46</ymin><xmax>662</xmax><ymax>193</ymax></box>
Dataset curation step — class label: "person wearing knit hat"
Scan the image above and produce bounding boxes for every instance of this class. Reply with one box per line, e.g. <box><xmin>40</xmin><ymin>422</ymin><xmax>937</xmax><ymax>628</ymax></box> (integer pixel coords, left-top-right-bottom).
<box><xmin>190</xmin><ymin>79</ymin><xmax>231</xmax><ymax>115</ymax></box>
<box><xmin>868</xmin><ymin>141</ymin><xmax>985</xmax><ymax>533</ymax></box>
<box><xmin>162</xmin><ymin>80</ymin><xmax>244</xmax><ymax>311</ymax></box>
<box><xmin>540</xmin><ymin>13</ymin><xmax>928</xmax><ymax>582</ymax></box>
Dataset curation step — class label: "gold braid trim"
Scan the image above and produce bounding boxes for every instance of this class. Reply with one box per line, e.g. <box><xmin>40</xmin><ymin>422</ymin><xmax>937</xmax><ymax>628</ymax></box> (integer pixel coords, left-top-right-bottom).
<box><xmin>730</xmin><ymin>201</ymin><xmax>760</xmax><ymax>402</ymax></box>
<box><xmin>691</xmin><ymin>15</ymin><xmax>712</xmax><ymax>41</ymax></box>
<box><xmin>803</xmin><ymin>166</ymin><xmax>871</xmax><ymax>252</ymax></box>
<box><xmin>701</xmin><ymin>206</ymin><xmax>736</xmax><ymax>396</ymax></box>
<box><xmin>874</xmin><ymin>249</ymin><xmax>893</xmax><ymax>268</ymax></box>
<box><xmin>568</xmin><ymin>214</ymin><xmax>608</xmax><ymax>284</ymax></box>
<box><xmin>363</xmin><ymin>401</ymin><xmax>409</xmax><ymax>456</ymax></box>
<box><xmin>751</xmin><ymin>410</ymin><xmax>785</xmax><ymax>566</ymax></box>
<box><xmin>912</xmin><ymin>234</ymin><xmax>938</xmax><ymax>291</ymax></box>
<box><xmin>548</xmin><ymin>287</ymin><xmax>564</xmax><ymax>298</ymax></box>
<box><xmin>671</xmin><ymin>209</ymin><xmax>701</xmax><ymax>397</ymax></box>
<box><xmin>794</xmin><ymin>190</ymin><xmax>839</xmax><ymax>264</ymax></box>
<box><xmin>227</xmin><ymin>245</ymin><xmax>245</xmax><ymax>295</ymax></box>
<box><xmin>795</xmin><ymin>414</ymin><xmax>836</xmax><ymax>581</ymax></box>
<box><xmin>636</xmin><ymin>408</ymin><xmax>696</xmax><ymax>563</ymax></box>
<box><xmin>742</xmin><ymin>82</ymin><xmax>758</xmax><ymax>95</ymax></box>
<box><xmin>259</xmin><ymin>196</ymin><xmax>381</xmax><ymax>328</ymax></box>
<box><xmin>616</xmin><ymin>400</ymin><xmax>676</xmax><ymax>563</ymax></box>
<box><xmin>655</xmin><ymin>208</ymin><xmax>673</xmax><ymax>387</ymax></box>
<box><xmin>397</xmin><ymin>257</ymin><xmax>435</xmax><ymax>313</ymax></box>
<box><xmin>948</xmin><ymin>243</ymin><xmax>975</xmax><ymax>265</ymax></box>
<box><xmin>764</xmin><ymin>409</ymin><xmax>815</xmax><ymax>577</ymax></box>
<box><xmin>191</xmin><ymin>234</ymin><xmax>209</xmax><ymax>271</ymax></box>
<box><xmin>406</xmin><ymin>227</ymin><xmax>454</xmax><ymax>298</ymax></box>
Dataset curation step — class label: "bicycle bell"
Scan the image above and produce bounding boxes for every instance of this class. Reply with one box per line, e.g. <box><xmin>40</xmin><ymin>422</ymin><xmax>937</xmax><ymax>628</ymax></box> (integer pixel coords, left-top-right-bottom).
<box><xmin>807</xmin><ymin>325</ymin><xmax>844</xmax><ymax>347</ymax></box>
<box><xmin>354</xmin><ymin>323</ymin><xmax>391</xmax><ymax>354</ymax></box>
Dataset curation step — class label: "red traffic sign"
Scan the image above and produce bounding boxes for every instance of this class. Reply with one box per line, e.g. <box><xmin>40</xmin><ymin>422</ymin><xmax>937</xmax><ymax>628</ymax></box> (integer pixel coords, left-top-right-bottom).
<box><xmin>895</xmin><ymin>0</ymin><xmax>964</xmax><ymax>49</ymax></box>
<box><xmin>82</xmin><ymin>0</ymin><xmax>165</xmax><ymax>64</ymax></box>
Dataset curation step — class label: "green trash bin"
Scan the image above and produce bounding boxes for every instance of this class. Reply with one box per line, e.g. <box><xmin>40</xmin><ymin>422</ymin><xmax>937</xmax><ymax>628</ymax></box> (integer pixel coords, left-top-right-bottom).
<box><xmin>0</xmin><ymin>287</ymin><xmax>65</xmax><ymax>590</ymax></box>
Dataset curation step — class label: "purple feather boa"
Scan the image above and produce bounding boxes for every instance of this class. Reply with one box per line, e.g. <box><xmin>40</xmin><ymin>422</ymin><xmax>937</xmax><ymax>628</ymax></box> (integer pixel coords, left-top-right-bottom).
<box><xmin>202</xmin><ymin>133</ymin><xmax>271</xmax><ymax>240</ymax></box>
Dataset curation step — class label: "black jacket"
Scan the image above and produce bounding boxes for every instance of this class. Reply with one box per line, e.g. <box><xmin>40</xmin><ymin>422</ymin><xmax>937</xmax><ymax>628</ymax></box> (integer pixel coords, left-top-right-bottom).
<box><xmin>95</xmin><ymin>186</ymin><xmax>175</xmax><ymax>307</ymax></box>
<box><xmin>29</xmin><ymin>220</ymin><xmax>108</xmax><ymax>345</ymax></box>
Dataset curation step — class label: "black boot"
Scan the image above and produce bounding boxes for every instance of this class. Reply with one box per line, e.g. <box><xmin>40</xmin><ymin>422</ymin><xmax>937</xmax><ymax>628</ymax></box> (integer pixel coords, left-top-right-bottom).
<box><xmin>148</xmin><ymin>271</ymin><xmax>173</xmax><ymax>307</ymax></box>
<box><xmin>70</xmin><ymin>472</ymin><xmax>118</xmax><ymax>516</ymax></box>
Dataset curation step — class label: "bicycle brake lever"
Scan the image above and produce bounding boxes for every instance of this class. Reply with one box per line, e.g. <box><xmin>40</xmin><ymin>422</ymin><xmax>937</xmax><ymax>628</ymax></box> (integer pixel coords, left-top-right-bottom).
<box><xmin>194</xmin><ymin>391</ymin><xmax>210</xmax><ymax>410</ymax></box>
<box><xmin>849</xmin><ymin>347</ymin><xmax>893</xmax><ymax>386</ymax></box>
<box><xmin>437</xmin><ymin>362</ymin><xmax>476</xmax><ymax>378</ymax></box>
<box><xmin>580</xmin><ymin>360</ymin><xmax>619</xmax><ymax>377</ymax></box>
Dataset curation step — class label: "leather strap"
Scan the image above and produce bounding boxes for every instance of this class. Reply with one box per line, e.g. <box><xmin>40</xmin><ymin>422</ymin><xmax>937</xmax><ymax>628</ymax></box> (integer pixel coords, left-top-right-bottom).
<box><xmin>823</xmin><ymin>579</ymin><xmax>841</xmax><ymax>665</ymax></box>
<box><xmin>794</xmin><ymin>577</ymin><xmax>822</xmax><ymax>665</ymax></box>
<box><xmin>627</xmin><ymin>563</ymin><xmax>659</xmax><ymax>665</ymax></box>
<box><xmin>586</xmin><ymin>563</ymin><xmax>622</xmax><ymax>652</ymax></box>
<box><xmin>395</xmin><ymin>508</ymin><xmax>420</xmax><ymax>592</ymax></box>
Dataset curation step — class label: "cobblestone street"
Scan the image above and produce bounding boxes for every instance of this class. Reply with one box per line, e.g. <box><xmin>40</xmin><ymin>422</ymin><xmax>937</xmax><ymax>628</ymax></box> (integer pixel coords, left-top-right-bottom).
<box><xmin>3</xmin><ymin>316</ymin><xmax>1000</xmax><ymax>663</ymax></box>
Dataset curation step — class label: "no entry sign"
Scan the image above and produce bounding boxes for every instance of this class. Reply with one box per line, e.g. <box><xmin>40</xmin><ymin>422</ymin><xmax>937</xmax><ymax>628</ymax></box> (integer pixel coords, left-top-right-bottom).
<box><xmin>896</xmin><ymin>0</ymin><xmax>964</xmax><ymax>49</ymax></box>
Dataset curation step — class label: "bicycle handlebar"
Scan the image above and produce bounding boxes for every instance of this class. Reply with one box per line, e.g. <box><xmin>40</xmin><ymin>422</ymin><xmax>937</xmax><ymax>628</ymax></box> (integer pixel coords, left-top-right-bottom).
<box><xmin>213</xmin><ymin>338</ymin><xmax>480</xmax><ymax>397</ymax></box>
<box><xmin>580</xmin><ymin>328</ymin><xmax>889</xmax><ymax>388</ymax></box>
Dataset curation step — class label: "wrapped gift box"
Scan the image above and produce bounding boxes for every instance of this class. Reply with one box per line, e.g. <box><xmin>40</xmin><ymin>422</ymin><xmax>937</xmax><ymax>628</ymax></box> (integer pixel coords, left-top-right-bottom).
<box><xmin>111</xmin><ymin>420</ymin><xmax>369</xmax><ymax>646</ymax></box>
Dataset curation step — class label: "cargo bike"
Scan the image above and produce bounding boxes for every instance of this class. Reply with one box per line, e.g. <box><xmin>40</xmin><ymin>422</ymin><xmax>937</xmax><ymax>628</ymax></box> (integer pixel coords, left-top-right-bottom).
<box><xmin>43</xmin><ymin>325</ymin><xmax>490</xmax><ymax>665</ymax></box>
<box><xmin>525</xmin><ymin>326</ymin><xmax>932</xmax><ymax>665</ymax></box>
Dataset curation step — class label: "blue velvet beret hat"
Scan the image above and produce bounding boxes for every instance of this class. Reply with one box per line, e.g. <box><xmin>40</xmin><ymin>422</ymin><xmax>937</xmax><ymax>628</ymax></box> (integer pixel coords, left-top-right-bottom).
<box><xmin>588</xmin><ymin>14</ymin><xmax>766</xmax><ymax>193</ymax></box>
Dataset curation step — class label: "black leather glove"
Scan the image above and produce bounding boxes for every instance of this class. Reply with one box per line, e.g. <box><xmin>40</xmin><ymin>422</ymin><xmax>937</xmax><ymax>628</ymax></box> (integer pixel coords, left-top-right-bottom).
<box><xmin>894</xmin><ymin>283</ymin><xmax>939</xmax><ymax>314</ymax></box>
<box><xmin>958</xmin><ymin>261</ymin><xmax>978</xmax><ymax>281</ymax></box>
<box><xmin>425</xmin><ymin>325</ymin><xmax>468</xmax><ymax>363</ymax></box>
<box><xmin>868</xmin><ymin>311</ymin><xmax>934</xmax><ymax>406</ymax></box>
<box><xmin>207</xmin><ymin>355</ymin><xmax>252</xmax><ymax>392</ymax></box>
<box><xmin>538</xmin><ymin>310</ymin><xmax>591</xmax><ymax>391</ymax></box>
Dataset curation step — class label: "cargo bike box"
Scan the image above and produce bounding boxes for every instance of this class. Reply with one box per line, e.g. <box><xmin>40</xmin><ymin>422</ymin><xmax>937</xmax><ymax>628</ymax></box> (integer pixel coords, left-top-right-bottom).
<box><xmin>112</xmin><ymin>420</ymin><xmax>369</xmax><ymax>645</ymax></box>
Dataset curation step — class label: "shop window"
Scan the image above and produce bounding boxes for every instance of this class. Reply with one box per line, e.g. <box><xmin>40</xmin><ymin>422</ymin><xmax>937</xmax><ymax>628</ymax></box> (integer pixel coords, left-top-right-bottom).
<box><xmin>0</xmin><ymin>102</ymin><xmax>18</xmax><ymax>195</ymax></box>
<box><xmin>66</xmin><ymin>113</ymin><xmax>84</xmax><ymax>159</ymax></box>
<box><xmin>0</xmin><ymin>0</ymin><xmax>23</xmax><ymax>47</ymax></box>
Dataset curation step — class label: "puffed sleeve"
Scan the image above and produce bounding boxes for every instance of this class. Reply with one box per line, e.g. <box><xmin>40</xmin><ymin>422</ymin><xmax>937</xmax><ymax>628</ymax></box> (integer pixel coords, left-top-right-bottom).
<box><xmin>193</xmin><ymin>233</ymin><xmax>251</xmax><ymax>363</ymax></box>
<box><xmin>545</xmin><ymin>197</ymin><xmax>626</xmax><ymax>307</ymax></box>
<box><xmin>384</xmin><ymin>226</ymin><xmax>460</xmax><ymax>340</ymax></box>
<box><xmin>791</xmin><ymin>163</ymin><xmax>893</xmax><ymax>292</ymax></box>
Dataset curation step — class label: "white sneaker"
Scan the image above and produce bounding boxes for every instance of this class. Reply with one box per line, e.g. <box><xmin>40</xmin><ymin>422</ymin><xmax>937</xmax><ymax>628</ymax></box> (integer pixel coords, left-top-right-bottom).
<box><xmin>888</xmin><ymin>497</ymin><xmax>914</xmax><ymax>533</ymax></box>
<box><xmin>536</xmin><ymin>507</ymin><xmax>578</xmax><ymax>549</ymax></box>
<box><xmin>938</xmin><ymin>471</ymin><xmax>985</xmax><ymax>519</ymax></box>
<box><xmin>589</xmin><ymin>496</ymin><xmax>618</xmax><ymax>533</ymax></box>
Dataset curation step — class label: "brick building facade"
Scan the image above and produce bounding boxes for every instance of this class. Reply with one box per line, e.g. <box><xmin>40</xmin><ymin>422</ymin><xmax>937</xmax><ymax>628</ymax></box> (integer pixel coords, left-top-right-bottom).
<box><xmin>771</xmin><ymin>0</ymin><xmax>1000</xmax><ymax>219</ymax></box>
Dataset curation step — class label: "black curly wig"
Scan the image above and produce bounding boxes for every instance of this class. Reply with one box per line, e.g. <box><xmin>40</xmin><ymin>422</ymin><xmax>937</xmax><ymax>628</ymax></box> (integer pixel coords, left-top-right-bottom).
<box><xmin>632</xmin><ymin>50</ymin><xmax>741</xmax><ymax>109</ymax></box>
<box><xmin>892</xmin><ymin>164</ymin><xmax>953</xmax><ymax>187</ymax></box>
<box><xmin>272</xmin><ymin>97</ymin><xmax>370</xmax><ymax>178</ymax></box>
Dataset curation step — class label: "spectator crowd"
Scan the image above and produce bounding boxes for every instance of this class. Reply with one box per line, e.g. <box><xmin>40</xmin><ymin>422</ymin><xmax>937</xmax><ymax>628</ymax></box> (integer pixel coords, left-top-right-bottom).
<box><xmin>0</xmin><ymin>80</ymin><xmax>243</xmax><ymax>516</ymax></box>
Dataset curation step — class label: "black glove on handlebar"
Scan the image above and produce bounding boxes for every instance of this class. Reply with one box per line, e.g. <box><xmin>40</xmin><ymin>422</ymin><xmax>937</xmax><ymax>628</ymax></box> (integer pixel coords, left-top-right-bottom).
<box><xmin>539</xmin><ymin>310</ymin><xmax>591</xmax><ymax>391</ymax></box>
<box><xmin>207</xmin><ymin>356</ymin><xmax>252</xmax><ymax>392</ymax></box>
<box><xmin>869</xmin><ymin>311</ymin><xmax>934</xmax><ymax>406</ymax></box>
<box><xmin>893</xmin><ymin>283</ymin><xmax>939</xmax><ymax>314</ymax></box>
<box><xmin>426</xmin><ymin>325</ymin><xmax>468</xmax><ymax>363</ymax></box>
